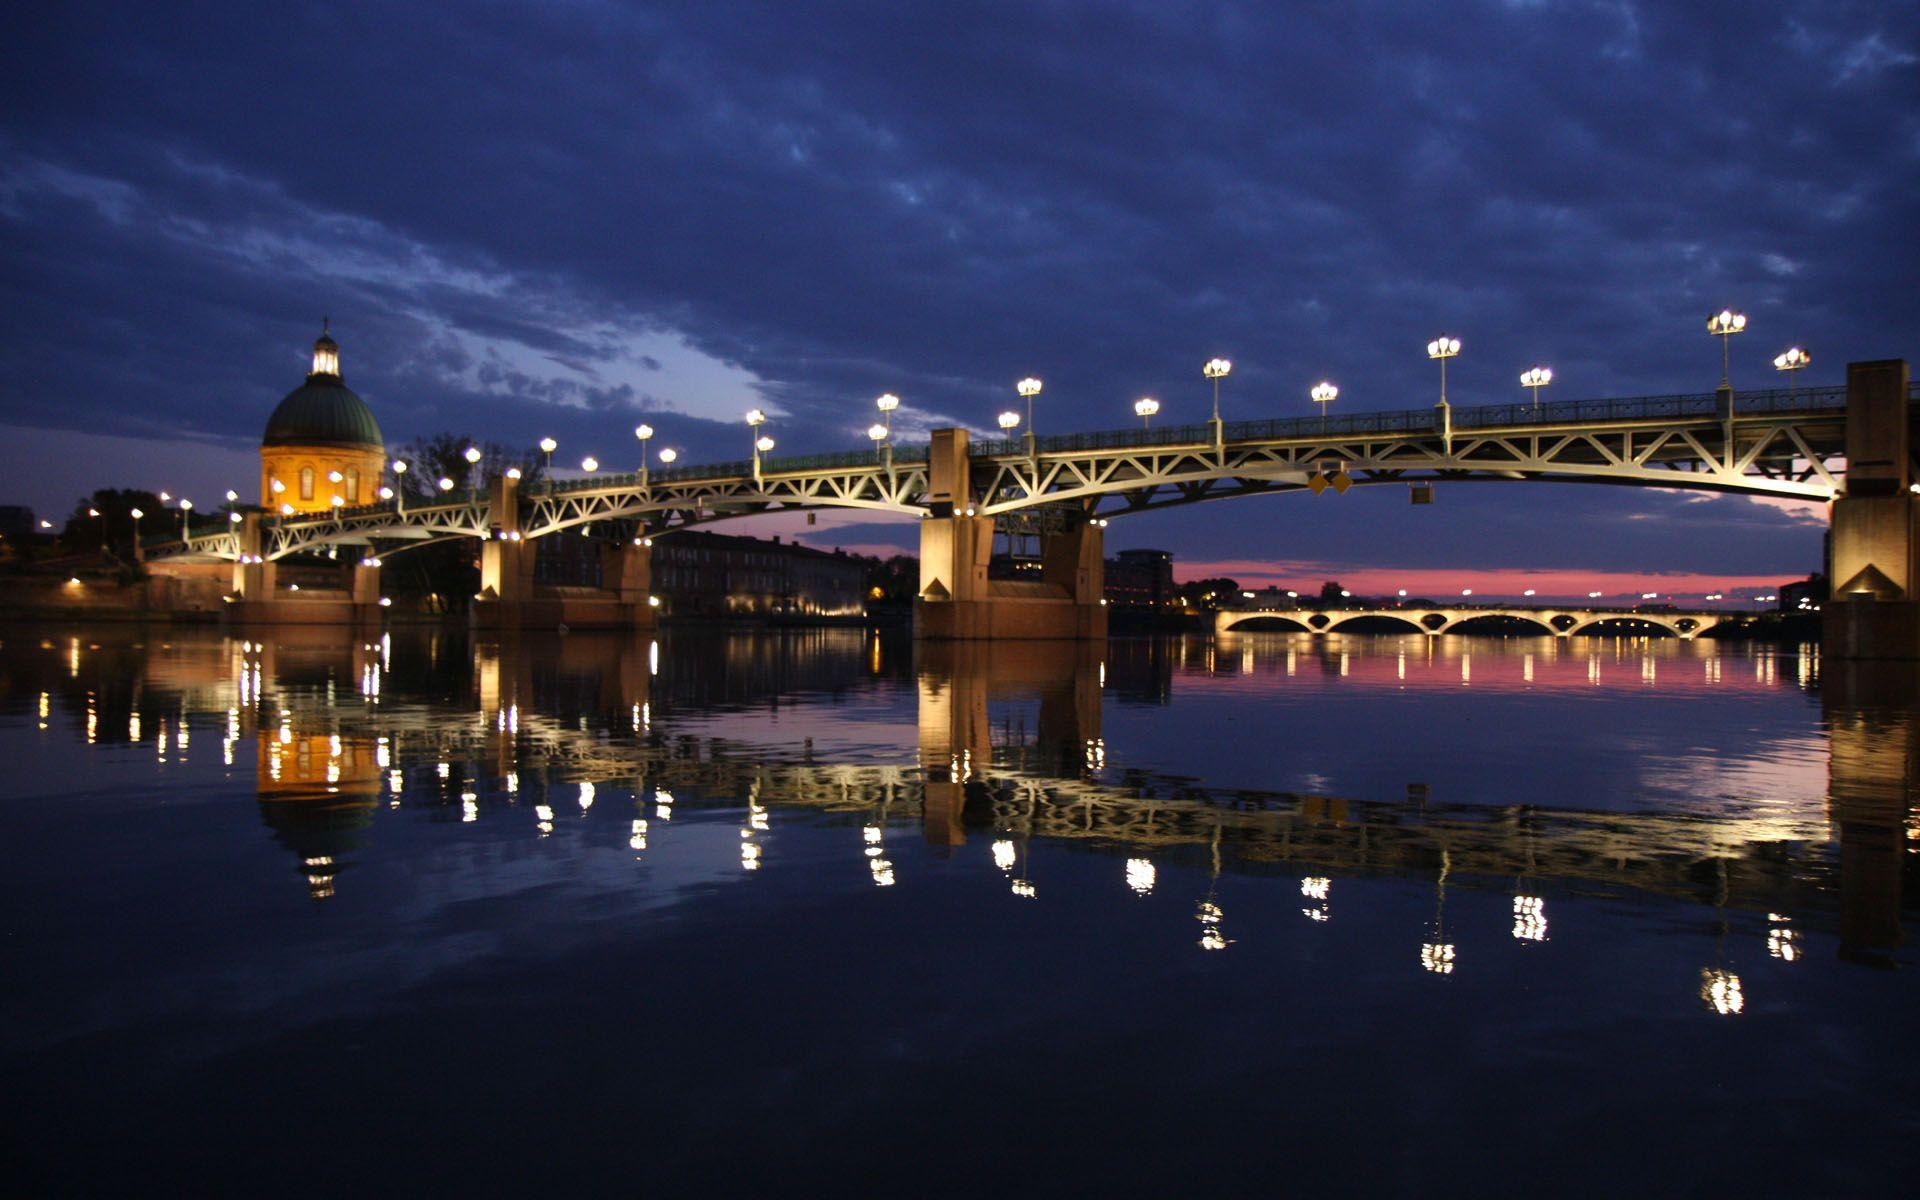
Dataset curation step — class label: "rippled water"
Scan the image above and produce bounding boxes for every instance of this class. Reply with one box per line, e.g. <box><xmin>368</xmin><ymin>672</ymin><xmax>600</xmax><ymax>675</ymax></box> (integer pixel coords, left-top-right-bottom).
<box><xmin>2</xmin><ymin>625</ymin><xmax>1915</xmax><ymax>1194</ymax></box>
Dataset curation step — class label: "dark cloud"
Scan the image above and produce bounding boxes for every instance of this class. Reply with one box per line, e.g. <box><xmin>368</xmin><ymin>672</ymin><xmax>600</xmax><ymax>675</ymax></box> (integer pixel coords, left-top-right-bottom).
<box><xmin>1</xmin><ymin>0</ymin><xmax>1912</xmax><ymax>576</ymax></box>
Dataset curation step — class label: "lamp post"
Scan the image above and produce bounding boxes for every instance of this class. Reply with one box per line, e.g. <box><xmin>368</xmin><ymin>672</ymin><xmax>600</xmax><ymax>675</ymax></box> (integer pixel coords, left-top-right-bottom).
<box><xmin>868</xmin><ymin>423</ymin><xmax>890</xmax><ymax>466</ymax></box>
<box><xmin>1707</xmin><ymin>309</ymin><xmax>1747</xmax><ymax>393</ymax></box>
<box><xmin>581</xmin><ymin>456</ymin><xmax>598</xmax><ymax>475</ymax></box>
<box><xmin>538</xmin><ymin>437</ymin><xmax>557</xmax><ymax>490</ymax></box>
<box><xmin>1016</xmin><ymin>377</ymin><xmax>1042</xmax><ymax>434</ymax></box>
<box><xmin>178</xmin><ymin>499</ymin><xmax>192</xmax><ymax>539</ymax></box>
<box><xmin>1520</xmin><ymin>365</ymin><xmax>1552</xmax><ymax>414</ymax></box>
<box><xmin>657</xmin><ymin>448</ymin><xmax>678</xmax><ymax>467</ymax></box>
<box><xmin>391</xmin><ymin>459</ymin><xmax>408</xmax><ymax>514</ymax></box>
<box><xmin>1203</xmin><ymin>357</ymin><xmax>1231</xmax><ymax>420</ymax></box>
<box><xmin>876</xmin><ymin>393</ymin><xmax>900</xmax><ymax>439</ymax></box>
<box><xmin>1427</xmin><ymin>337</ymin><xmax>1460</xmax><ymax>451</ymax></box>
<box><xmin>634</xmin><ymin>423</ymin><xmax>656</xmax><ymax>485</ymax></box>
<box><xmin>129</xmin><ymin>506</ymin><xmax>143</xmax><ymax>555</ymax></box>
<box><xmin>997</xmin><ymin>410</ymin><xmax>1020</xmax><ymax>453</ymax></box>
<box><xmin>1773</xmin><ymin>346</ymin><xmax>1809</xmax><ymax>401</ymax></box>
<box><xmin>1310</xmin><ymin>380</ymin><xmax>1338</xmax><ymax>431</ymax></box>
<box><xmin>1134</xmin><ymin>396</ymin><xmax>1160</xmax><ymax>430</ymax></box>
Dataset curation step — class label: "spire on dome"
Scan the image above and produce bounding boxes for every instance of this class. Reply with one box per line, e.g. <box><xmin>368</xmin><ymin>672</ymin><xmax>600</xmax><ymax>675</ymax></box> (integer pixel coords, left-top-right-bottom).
<box><xmin>310</xmin><ymin>319</ymin><xmax>341</xmax><ymax>379</ymax></box>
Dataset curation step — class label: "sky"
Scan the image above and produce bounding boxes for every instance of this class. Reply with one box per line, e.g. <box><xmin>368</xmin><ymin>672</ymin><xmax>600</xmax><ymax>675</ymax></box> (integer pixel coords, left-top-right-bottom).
<box><xmin>2</xmin><ymin>1</ymin><xmax>1915</xmax><ymax>600</ymax></box>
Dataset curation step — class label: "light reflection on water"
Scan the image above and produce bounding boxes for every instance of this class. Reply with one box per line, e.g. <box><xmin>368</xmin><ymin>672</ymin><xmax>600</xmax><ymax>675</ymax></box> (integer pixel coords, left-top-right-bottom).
<box><xmin>0</xmin><ymin>625</ymin><xmax>1914</xmax><ymax>1192</ymax></box>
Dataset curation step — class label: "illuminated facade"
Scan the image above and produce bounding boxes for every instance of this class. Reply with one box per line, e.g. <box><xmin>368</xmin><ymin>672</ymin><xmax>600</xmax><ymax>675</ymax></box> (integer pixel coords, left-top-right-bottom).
<box><xmin>259</xmin><ymin>324</ymin><xmax>386</xmax><ymax>515</ymax></box>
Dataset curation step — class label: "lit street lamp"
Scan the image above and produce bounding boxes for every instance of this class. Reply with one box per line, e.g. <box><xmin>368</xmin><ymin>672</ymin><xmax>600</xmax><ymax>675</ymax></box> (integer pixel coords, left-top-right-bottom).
<box><xmin>635</xmin><ymin>423</ymin><xmax>655</xmax><ymax>483</ymax></box>
<box><xmin>997</xmin><ymin>410</ymin><xmax>1020</xmax><ymax>437</ymax></box>
<box><xmin>657</xmin><ymin>448</ymin><xmax>678</xmax><ymax>465</ymax></box>
<box><xmin>438</xmin><ymin>477</ymin><xmax>455</xmax><ymax>492</ymax></box>
<box><xmin>1134</xmin><ymin>396</ymin><xmax>1160</xmax><ymax>429</ymax></box>
<box><xmin>1707</xmin><ymin>309</ymin><xmax>1747</xmax><ymax>391</ymax></box>
<box><xmin>463</xmin><ymin>446</ymin><xmax>482</xmax><ymax>464</ymax></box>
<box><xmin>1311</xmin><ymin>380</ymin><xmax>1338</xmax><ymax>430</ymax></box>
<box><xmin>178</xmin><ymin>498</ymin><xmax>192</xmax><ymax>538</ymax></box>
<box><xmin>1016</xmin><ymin>377</ymin><xmax>1042</xmax><ymax>434</ymax></box>
<box><xmin>876</xmin><ymin>393</ymin><xmax>900</xmax><ymax>438</ymax></box>
<box><xmin>391</xmin><ymin>459</ymin><xmax>408</xmax><ymax>513</ymax></box>
<box><xmin>1520</xmin><ymin>365</ymin><xmax>1552</xmax><ymax>413</ymax></box>
<box><xmin>129</xmin><ymin>506</ymin><xmax>144</xmax><ymax>549</ymax></box>
<box><xmin>1427</xmin><ymin>336</ymin><xmax>1461</xmax><ymax>402</ymax></box>
<box><xmin>581</xmin><ymin>456</ymin><xmax>599</xmax><ymax>474</ymax></box>
<box><xmin>1203</xmin><ymin>358</ymin><xmax>1231</xmax><ymax>424</ymax></box>
<box><xmin>1773</xmin><ymin>346</ymin><xmax>1809</xmax><ymax>401</ymax></box>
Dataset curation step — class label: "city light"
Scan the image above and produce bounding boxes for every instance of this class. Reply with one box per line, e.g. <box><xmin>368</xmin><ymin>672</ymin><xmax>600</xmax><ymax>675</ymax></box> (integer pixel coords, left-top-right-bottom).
<box><xmin>1707</xmin><ymin>309</ymin><xmax>1748</xmax><ymax>391</ymax></box>
<box><xmin>1134</xmin><ymin>396</ymin><xmax>1159</xmax><ymax>428</ymax></box>
<box><xmin>1522</xmin><ymin>588</ymin><xmax>1536</xmax><ymax>596</ymax></box>
<box><xmin>1016</xmin><ymin>376</ymin><xmax>1042</xmax><ymax>432</ymax></box>
<box><xmin>1427</xmin><ymin>336</ymin><xmax>1461</xmax><ymax>412</ymax></box>
<box><xmin>746</xmin><ymin>408</ymin><xmax>766</xmax><ymax>426</ymax></box>
<box><xmin>581</xmin><ymin>456</ymin><xmax>598</xmax><ymax>472</ymax></box>
<box><xmin>868</xmin><ymin>423</ymin><xmax>889</xmax><ymax>442</ymax></box>
<box><xmin>1310</xmin><ymin>380</ymin><xmax>1338</xmax><ymax>427</ymax></box>
<box><xmin>997</xmin><ymin>410</ymin><xmax>1020</xmax><ymax>433</ymax></box>
<box><xmin>1203</xmin><ymin>358</ymin><xmax>1231</xmax><ymax>424</ymax></box>
<box><xmin>225</xmin><ymin>489</ymin><xmax>239</xmax><ymax>502</ymax></box>
<box><xmin>1521</xmin><ymin>365</ymin><xmax>1552</xmax><ymax>411</ymax></box>
<box><xmin>658</xmin><ymin>448</ymin><xmax>678</xmax><ymax>464</ymax></box>
<box><xmin>1774</xmin><ymin>345</ymin><xmax>1810</xmax><ymax>401</ymax></box>
<box><xmin>756</xmin><ymin>436</ymin><xmax>775</xmax><ymax>453</ymax></box>
<box><xmin>438</xmin><ymin>477</ymin><xmax>454</xmax><ymax>491</ymax></box>
<box><xmin>876</xmin><ymin>393</ymin><xmax>899</xmax><ymax>436</ymax></box>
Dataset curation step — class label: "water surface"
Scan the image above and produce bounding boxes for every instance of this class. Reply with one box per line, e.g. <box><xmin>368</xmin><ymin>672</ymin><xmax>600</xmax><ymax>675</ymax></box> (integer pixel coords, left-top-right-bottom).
<box><xmin>2</xmin><ymin>626</ymin><xmax>1914</xmax><ymax>1194</ymax></box>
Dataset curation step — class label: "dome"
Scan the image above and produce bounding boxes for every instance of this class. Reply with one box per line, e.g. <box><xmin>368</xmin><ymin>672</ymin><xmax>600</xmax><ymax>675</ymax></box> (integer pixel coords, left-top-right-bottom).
<box><xmin>262</xmin><ymin>323</ymin><xmax>383</xmax><ymax>450</ymax></box>
<box><xmin>263</xmin><ymin>376</ymin><xmax>384</xmax><ymax>449</ymax></box>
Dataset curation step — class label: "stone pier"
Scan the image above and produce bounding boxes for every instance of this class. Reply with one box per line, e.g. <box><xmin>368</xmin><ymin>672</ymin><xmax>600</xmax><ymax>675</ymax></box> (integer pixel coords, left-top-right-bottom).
<box><xmin>470</xmin><ymin>473</ymin><xmax>656</xmax><ymax>631</ymax></box>
<box><xmin>1825</xmin><ymin>360</ymin><xmax>1918</xmax><ymax>658</ymax></box>
<box><xmin>915</xmin><ymin>428</ymin><xmax>1107</xmax><ymax>640</ymax></box>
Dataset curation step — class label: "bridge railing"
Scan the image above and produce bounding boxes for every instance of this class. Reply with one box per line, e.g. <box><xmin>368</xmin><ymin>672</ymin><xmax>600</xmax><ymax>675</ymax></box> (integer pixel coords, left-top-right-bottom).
<box><xmin>994</xmin><ymin>384</ymin><xmax>1862</xmax><ymax>457</ymax></box>
<box><xmin>543</xmin><ymin>444</ymin><xmax>931</xmax><ymax>495</ymax></box>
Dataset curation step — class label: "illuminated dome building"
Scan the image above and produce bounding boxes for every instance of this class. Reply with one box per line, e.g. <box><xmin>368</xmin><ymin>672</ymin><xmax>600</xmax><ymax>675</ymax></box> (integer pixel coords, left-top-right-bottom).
<box><xmin>260</xmin><ymin>322</ymin><xmax>386</xmax><ymax>513</ymax></box>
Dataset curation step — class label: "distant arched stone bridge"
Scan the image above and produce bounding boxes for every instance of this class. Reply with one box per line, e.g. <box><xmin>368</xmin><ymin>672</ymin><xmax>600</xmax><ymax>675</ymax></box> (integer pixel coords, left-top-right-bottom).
<box><xmin>1215</xmin><ymin>605</ymin><xmax>1730</xmax><ymax>639</ymax></box>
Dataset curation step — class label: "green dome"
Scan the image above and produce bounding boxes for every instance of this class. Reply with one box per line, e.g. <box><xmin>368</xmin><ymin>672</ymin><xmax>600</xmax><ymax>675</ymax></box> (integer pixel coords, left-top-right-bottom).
<box><xmin>263</xmin><ymin>375</ymin><xmax>384</xmax><ymax>450</ymax></box>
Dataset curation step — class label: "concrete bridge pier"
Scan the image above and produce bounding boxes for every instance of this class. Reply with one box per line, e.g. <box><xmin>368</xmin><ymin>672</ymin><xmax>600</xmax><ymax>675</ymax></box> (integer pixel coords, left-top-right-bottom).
<box><xmin>471</xmin><ymin>474</ymin><xmax>656</xmax><ymax>631</ymax></box>
<box><xmin>1826</xmin><ymin>360</ymin><xmax>1919</xmax><ymax>658</ymax></box>
<box><xmin>915</xmin><ymin>428</ymin><xmax>1107</xmax><ymax>640</ymax></box>
<box><xmin>225</xmin><ymin>511</ymin><xmax>382</xmax><ymax>627</ymax></box>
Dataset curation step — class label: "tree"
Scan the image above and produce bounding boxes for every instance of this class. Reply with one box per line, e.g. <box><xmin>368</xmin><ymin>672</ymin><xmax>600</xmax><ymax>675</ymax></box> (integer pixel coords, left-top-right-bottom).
<box><xmin>59</xmin><ymin>488</ymin><xmax>165</xmax><ymax>558</ymax></box>
<box><xmin>1176</xmin><ymin>576</ymin><xmax>1240</xmax><ymax>608</ymax></box>
<box><xmin>392</xmin><ymin>434</ymin><xmax>544</xmax><ymax>498</ymax></box>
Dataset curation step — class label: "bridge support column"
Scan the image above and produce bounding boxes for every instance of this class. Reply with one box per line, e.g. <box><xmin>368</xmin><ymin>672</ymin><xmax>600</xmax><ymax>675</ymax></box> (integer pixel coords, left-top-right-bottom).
<box><xmin>230</xmin><ymin>513</ymin><xmax>277</xmax><ymax>600</ymax></box>
<box><xmin>350</xmin><ymin>561</ymin><xmax>382</xmax><ymax>626</ymax></box>
<box><xmin>473</xmin><ymin>474</ymin><xmax>534</xmax><ymax>630</ymax></box>
<box><xmin>600</xmin><ymin>539</ymin><xmax>656</xmax><ymax>626</ymax></box>
<box><xmin>914</xmin><ymin>426</ymin><xmax>1108</xmax><ymax>640</ymax></box>
<box><xmin>1826</xmin><ymin>360</ymin><xmax>1919</xmax><ymax>658</ymax></box>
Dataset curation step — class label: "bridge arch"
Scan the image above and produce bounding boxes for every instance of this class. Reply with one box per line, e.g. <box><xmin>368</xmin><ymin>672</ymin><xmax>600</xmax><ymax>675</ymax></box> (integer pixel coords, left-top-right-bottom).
<box><xmin>1323</xmin><ymin>612</ymin><xmax>1426</xmax><ymax>635</ymax></box>
<box><xmin>1438</xmin><ymin>611</ymin><xmax>1556</xmax><ymax>636</ymax></box>
<box><xmin>1567</xmin><ymin>615</ymin><xmax>1682</xmax><ymax>638</ymax></box>
<box><xmin>1217</xmin><ymin>614</ymin><xmax>1312</xmax><ymax>633</ymax></box>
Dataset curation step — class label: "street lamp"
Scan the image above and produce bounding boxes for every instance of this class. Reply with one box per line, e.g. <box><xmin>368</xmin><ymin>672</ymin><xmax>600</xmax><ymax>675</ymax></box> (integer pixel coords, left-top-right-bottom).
<box><xmin>1520</xmin><ymin>365</ymin><xmax>1552</xmax><ymax>413</ymax></box>
<box><xmin>581</xmin><ymin>456</ymin><xmax>599</xmax><ymax>474</ymax></box>
<box><xmin>1707</xmin><ymin>309</ymin><xmax>1747</xmax><ymax>390</ymax></box>
<box><xmin>225</xmin><ymin>489</ymin><xmax>239</xmax><ymax>503</ymax></box>
<box><xmin>1773</xmin><ymin>346</ymin><xmax>1810</xmax><ymax>401</ymax></box>
<box><xmin>746</xmin><ymin>408</ymin><xmax>768</xmax><ymax>461</ymax></box>
<box><xmin>876</xmin><ymin>393</ymin><xmax>900</xmax><ymax>437</ymax></box>
<box><xmin>756</xmin><ymin>435</ymin><xmax>776</xmax><ymax>455</ymax></box>
<box><xmin>129</xmin><ymin>507</ymin><xmax>144</xmax><ymax>548</ymax></box>
<box><xmin>438</xmin><ymin>477</ymin><xmax>455</xmax><ymax>492</ymax></box>
<box><xmin>1016</xmin><ymin>378</ymin><xmax>1042</xmax><ymax>434</ymax></box>
<box><xmin>178</xmin><ymin>498</ymin><xmax>192</xmax><ymax>538</ymax></box>
<box><xmin>1427</xmin><ymin>336</ymin><xmax>1461</xmax><ymax>402</ymax></box>
<box><xmin>1134</xmin><ymin>396</ymin><xmax>1160</xmax><ymax>429</ymax></box>
<box><xmin>538</xmin><ymin>436</ymin><xmax>557</xmax><ymax>475</ymax></box>
<box><xmin>1203</xmin><ymin>358</ymin><xmax>1231</xmax><ymax>424</ymax></box>
<box><xmin>1310</xmin><ymin>380</ymin><xmax>1338</xmax><ymax>430</ymax></box>
<box><xmin>634</xmin><ymin>423</ymin><xmax>657</xmax><ymax>484</ymax></box>
<box><xmin>463</xmin><ymin>446</ymin><xmax>482</xmax><ymax>464</ymax></box>
<box><xmin>391</xmin><ymin>459</ymin><xmax>407</xmax><ymax>514</ymax></box>
<box><xmin>868</xmin><ymin>422</ymin><xmax>889</xmax><ymax>444</ymax></box>
<box><xmin>658</xmin><ymin>448</ymin><xmax>678</xmax><ymax>465</ymax></box>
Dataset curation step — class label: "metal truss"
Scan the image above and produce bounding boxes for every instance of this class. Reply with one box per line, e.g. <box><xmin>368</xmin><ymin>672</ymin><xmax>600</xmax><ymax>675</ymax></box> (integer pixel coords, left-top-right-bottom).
<box><xmin>973</xmin><ymin>392</ymin><xmax>1854</xmax><ymax>520</ymax></box>
<box><xmin>149</xmin><ymin>384</ymin><xmax>1907</xmax><ymax>564</ymax></box>
<box><xmin>520</xmin><ymin>459</ymin><xmax>929</xmax><ymax>539</ymax></box>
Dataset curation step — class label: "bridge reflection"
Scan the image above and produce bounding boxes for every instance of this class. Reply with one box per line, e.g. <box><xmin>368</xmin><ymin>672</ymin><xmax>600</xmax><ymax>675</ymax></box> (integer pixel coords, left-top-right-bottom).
<box><xmin>10</xmin><ymin>627</ymin><xmax>1910</xmax><ymax>974</ymax></box>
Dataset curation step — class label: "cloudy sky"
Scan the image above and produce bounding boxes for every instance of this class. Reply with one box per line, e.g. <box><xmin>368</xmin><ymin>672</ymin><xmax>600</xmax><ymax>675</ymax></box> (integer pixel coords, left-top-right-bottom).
<box><xmin>2</xmin><ymin>1</ymin><xmax>1915</xmax><ymax>597</ymax></box>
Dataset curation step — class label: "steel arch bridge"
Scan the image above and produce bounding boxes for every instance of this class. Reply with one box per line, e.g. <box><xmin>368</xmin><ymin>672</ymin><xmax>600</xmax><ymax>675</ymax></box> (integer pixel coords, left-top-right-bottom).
<box><xmin>148</xmin><ymin>382</ymin><xmax>1888</xmax><ymax>565</ymax></box>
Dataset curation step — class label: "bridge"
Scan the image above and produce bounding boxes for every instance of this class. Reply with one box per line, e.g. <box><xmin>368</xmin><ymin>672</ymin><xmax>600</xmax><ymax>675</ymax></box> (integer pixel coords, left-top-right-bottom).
<box><xmin>144</xmin><ymin>360</ymin><xmax>1919</xmax><ymax>656</ymax></box>
<box><xmin>1216</xmin><ymin>604</ymin><xmax>1730</xmax><ymax>639</ymax></box>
